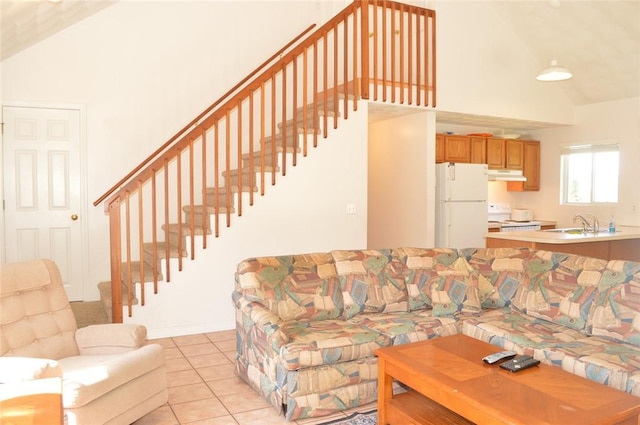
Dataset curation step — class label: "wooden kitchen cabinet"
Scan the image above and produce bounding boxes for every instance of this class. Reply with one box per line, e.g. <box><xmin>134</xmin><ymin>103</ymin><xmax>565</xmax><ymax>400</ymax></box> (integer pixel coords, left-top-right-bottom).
<box><xmin>486</xmin><ymin>138</ymin><xmax>505</xmax><ymax>169</ymax></box>
<box><xmin>435</xmin><ymin>134</ymin><xmax>445</xmax><ymax>163</ymax></box>
<box><xmin>508</xmin><ymin>140</ymin><xmax>540</xmax><ymax>191</ymax></box>
<box><xmin>444</xmin><ymin>135</ymin><xmax>471</xmax><ymax>163</ymax></box>
<box><xmin>470</xmin><ymin>137</ymin><xmax>487</xmax><ymax>164</ymax></box>
<box><xmin>505</xmin><ymin>139</ymin><xmax>524</xmax><ymax>169</ymax></box>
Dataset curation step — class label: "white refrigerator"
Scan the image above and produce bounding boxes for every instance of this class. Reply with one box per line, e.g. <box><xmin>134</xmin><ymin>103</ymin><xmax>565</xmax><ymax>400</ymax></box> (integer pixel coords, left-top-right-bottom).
<box><xmin>435</xmin><ymin>162</ymin><xmax>488</xmax><ymax>248</ymax></box>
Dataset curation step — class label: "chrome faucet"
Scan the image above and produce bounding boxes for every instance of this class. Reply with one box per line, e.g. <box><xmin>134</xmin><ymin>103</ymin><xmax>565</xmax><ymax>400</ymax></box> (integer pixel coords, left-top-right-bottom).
<box><xmin>574</xmin><ymin>214</ymin><xmax>599</xmax><ymax>233</ymax></box>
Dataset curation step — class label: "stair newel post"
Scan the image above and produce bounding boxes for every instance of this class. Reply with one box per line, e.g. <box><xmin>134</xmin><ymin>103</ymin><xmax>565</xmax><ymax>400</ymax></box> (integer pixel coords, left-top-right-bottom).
<box><xmin>359</xmin><ymin>0</ymin><xmax>370</xmax><ymax>100</ymax></box>
<box><xmin>108</xmin><ymin>197</ymin><xmax>123</xmax><ymax>323</ymax></box>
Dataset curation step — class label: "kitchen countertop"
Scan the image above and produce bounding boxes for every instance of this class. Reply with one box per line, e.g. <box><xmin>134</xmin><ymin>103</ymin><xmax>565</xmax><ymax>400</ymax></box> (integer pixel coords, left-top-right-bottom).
<box><xmin>485</xmin><ymin>225</ymin><xmax>640</xmax><ymax>244</ymax></box>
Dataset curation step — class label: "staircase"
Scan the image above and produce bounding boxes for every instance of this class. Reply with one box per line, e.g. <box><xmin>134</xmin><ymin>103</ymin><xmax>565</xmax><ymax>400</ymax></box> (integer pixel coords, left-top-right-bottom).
<box><xmin>94</xmin><ymin>0</ymin><xmax>437</xmax><ymax>322</ymax></box>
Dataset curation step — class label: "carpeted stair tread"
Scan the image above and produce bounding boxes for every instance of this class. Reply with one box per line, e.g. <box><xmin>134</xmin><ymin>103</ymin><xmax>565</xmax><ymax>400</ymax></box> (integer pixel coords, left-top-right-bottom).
<box><xmin>162</xmin><ymin>222</ymin><xmax>213</xmax><ymax>235</ymax></box>
<box><xmin>183</xmin><ymin>204</ymin><xmax>234</xmax><ymax>215</ymax></box>
<box><xmin>122</xmin><ymin>260</ymin><xmax>163</xmax><ymax>283</ymax></box>
<box><xmin>143</xmin><ymin>241</ymin><xmax>187</xmax><ymax>260</ymax></box>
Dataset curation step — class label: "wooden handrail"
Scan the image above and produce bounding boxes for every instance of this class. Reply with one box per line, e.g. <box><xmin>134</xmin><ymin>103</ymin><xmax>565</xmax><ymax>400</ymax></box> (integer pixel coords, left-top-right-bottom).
<box><xmin>93</xmin><ymin>23</ymin><xmax>317</xmax><ymax>208</ymax></box>
<box><xmin>101</xmin><ymin>0</ymin><xmax>436</xmax><ymax>323</ymax></box>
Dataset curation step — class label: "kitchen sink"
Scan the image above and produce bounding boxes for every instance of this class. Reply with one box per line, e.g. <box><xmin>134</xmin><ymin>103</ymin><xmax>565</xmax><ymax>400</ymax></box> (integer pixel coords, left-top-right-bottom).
<box><xmin>544</xmin><ymin>228</ymin><xmax>621</xmax><ymax>234</ymax></box>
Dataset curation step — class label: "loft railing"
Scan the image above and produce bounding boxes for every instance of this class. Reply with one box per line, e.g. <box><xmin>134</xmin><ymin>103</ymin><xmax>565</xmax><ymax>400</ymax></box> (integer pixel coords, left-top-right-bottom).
<box><xmin>94</xmin><ymin>0</ymin><xmax>436</xmax><ymax>322</ymax></box>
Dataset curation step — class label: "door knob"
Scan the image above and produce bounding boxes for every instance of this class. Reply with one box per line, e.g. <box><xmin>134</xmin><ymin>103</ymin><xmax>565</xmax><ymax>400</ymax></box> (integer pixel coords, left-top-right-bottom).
<box><xmin>71</xmin><ymin>214</ymin><xmax>78</xmax><ymax>221</ymax></box>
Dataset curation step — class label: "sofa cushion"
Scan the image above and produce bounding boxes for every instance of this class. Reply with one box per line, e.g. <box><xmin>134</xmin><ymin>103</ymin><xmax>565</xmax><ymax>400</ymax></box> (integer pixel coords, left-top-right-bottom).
<box><xmin>464</xmin><ymin>248</ymin><xmax>530</xmax><ymax>309</ymax></box>
<box><xmin>235</xmin><ymin>254</ymin><xmax>343</xmax><ymax>321</ymax></box>
<box><xmin>427</xmin><ymin>257</ymin><xmax>481</xmax><ymax>317</ymax></box>
<box><xmin>562</xmin><ymin>336</ymin><xmax>640</xmax><ymax>394</ymax></box>
<box><xmin>587</xmin><ymin>260</ymin><xmax>640</xmax><ymax>346</ymax></box>
<box><xmin>350</xmin><ymin>311</ymin><xmax>459</xmax><ymax>345</ymax></box>
<box><xmin>332</xmin><ymin>249</ymin><xmax>408</xmax><ymax>320</ymax></box>
<box><xmin>394</xmin><ymin>247</ymin><xmax>459</xmax><ymax>311</ymax></box>
<box><xmin>279</xmin><ymin>319</ymin><xmax>391</xmax><ymax>370</ymax></box>
<box><xmin>520</xmin><ymin>252</ymin><xmax>607</xmax><ymax>330</ymax></box>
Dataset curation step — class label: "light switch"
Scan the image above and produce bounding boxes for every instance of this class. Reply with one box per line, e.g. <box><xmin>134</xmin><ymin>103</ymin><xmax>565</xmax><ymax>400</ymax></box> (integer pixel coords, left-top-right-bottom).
<box><xmin>346</xmin><ymin>203</ymin><xmax>357</xmax><ymax>214</ymax></box>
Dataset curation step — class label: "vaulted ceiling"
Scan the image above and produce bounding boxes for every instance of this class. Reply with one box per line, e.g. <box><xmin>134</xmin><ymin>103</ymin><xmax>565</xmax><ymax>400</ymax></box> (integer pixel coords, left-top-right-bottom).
<box><xmin>2</xmin><ymin>0</ymin><xmax>639</xmax><ymax>109</ymax></box>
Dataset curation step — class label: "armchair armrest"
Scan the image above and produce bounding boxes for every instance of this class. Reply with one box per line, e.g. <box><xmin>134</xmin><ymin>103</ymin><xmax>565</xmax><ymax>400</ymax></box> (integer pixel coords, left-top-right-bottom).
<box><xmin>75</xmin><ymin>323</ymin><xmax>147</xmax><ymax>355</ymax></box>
<box><xmin>0</xmin><ymin>358</ymin><xmax>61</xmax><ymax>384</ymax></box>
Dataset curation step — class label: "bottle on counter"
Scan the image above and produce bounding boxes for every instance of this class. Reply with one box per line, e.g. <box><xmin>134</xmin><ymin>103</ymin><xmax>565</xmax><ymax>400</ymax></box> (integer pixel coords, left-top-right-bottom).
<box><xmin>609</xmin><ymin>215</ymin><xmax>616</xmax><ymax>233</ymax></box>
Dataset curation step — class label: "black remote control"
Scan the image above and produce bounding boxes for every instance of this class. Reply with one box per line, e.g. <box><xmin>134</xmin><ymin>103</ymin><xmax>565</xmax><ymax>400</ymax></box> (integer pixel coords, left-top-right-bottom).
<box><xmin>500</xmin><ymin>355</ymin><xmax>540</xmax><ymax>372</ymax></box>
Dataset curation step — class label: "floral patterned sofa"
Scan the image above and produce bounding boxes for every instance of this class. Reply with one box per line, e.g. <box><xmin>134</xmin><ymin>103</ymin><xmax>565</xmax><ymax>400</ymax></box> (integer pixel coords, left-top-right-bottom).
<box><xmin>232</xmin><ymin>247</ymin><xmax>640</xmax><ymax>421</ymax></box>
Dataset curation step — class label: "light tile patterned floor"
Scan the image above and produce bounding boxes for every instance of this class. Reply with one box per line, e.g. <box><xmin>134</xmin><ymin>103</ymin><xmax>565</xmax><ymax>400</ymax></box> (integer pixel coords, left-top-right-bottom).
<box><xmin>133</xmin><ymin>330</ymin><xmax>375</xmax><ymax>425</ymax></box>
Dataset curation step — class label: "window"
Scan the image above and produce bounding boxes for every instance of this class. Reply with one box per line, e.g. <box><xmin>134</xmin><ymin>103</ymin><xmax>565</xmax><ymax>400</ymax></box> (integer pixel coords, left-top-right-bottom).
<box><xmin>560</xmin><ymin>143</ymin><xmax>619</xmax><ymax>204</ymax></box>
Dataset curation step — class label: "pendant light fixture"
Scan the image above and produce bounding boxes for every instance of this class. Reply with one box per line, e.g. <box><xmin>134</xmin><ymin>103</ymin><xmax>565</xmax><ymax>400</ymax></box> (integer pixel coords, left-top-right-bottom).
<box><xmin>536</xmin><ymin>59</ymin><xmax>573</xmax><ymax>81</ymax></box>
<box><xmin>536</xmin><ymin>0</ymin><xmax>572</xmax><ymax>82</ymax></box>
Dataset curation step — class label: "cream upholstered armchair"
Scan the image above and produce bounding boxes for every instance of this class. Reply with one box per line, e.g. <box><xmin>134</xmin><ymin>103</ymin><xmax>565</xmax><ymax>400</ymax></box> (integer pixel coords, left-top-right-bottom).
<box><xmin>0</xmin><ymin>259</ymin><xmax>168</xmax><ymax>425</ymax></box>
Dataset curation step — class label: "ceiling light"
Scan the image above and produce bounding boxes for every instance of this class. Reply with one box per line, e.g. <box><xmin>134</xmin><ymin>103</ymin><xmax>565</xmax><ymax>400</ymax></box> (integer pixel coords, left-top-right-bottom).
<box><xmin>536</xmin><ymin>59</ymin><xmax>573</xmax><ymax>82</ymax></box>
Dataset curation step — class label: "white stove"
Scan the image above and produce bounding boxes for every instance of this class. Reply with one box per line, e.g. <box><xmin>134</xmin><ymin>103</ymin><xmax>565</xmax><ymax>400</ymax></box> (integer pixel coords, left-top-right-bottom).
<box><xmin>488</xmin><ymin>203</ymin><xmax>541</xmax><ymax>232</ymax></box>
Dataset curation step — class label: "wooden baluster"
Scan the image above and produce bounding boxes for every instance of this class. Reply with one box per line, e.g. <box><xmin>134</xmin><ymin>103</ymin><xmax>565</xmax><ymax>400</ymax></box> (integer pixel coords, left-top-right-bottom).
<box><xmin>260</xmin><ymin>83</ymin><xmax>266</xmax><ymax>196</ymax></box>
<box><xmin>372</xmin><ymin>0</ymin><xmax>378</xmax><ymax>101</ymax></box>
<box><xmin>391</xmin><ymin>2</ymin><xmax>396</xmax><ymax>103</ymax></box>
<box><xmin>360</xmin><ymin>0</ymin><xmax>370</xmax><ymax>99</ymax></box>
<box><xmin>313</xmin><ymin>40</ymin><xmax>318</xmax><ymax>147</ymax></box>
<box><xmin>137</xmin><ymin>181</ymin><xmax>145</xmax><ymax>306</ymax></box>
<box><xmin>323</xmin><ymin>33</ymin><xmax>328</xmax><ymax>138</ymax></box>
<box><xmin>108</xmin><ymin>198</ymin><xmax>122</xmax><ymax>323</ymax></box>
<box><xmin>237</xmin><ymin>100</ymin><xmax>243</xmax><ymax>217</ymax></box>
<box><xmin>431</xmin><ymin>10</ymin><xmax>437</xmax><ymax>106</ymax></box>
<box><xmin>353</xmin><ymin>7</ymin><xmax>359</xmax><ymax>109</ymax></box>
<box><xmin>225</xmin><ymin>111</ymin><xmax>231</xmax><ymax>226</ymax></box>
<box><xmin>292</xmin><ymin>59</ymin><xmax>298</xmax><ymax>166</ymax></box>
<box><xmin>176</xmin><ymin>148</ymin><xmax>183</xmax><ymax>271</ymax></box>
<box><xmin>333</xmin><ymin>21</ymin><xmax>338</xmax><ymax>129</ymax></box>
<box><xmin>281</xmin><ymin>61</ymin><xmax>287</xmax><ymax>176</ymax></box>
<box><xmin>189</xmin><ymin>139</ymin><xmax>195</xmax><ymax>259</ymax></box>
<box><xmin>343</xmin><ymin>15</ymin><xmax>349</xmax><ymax>118</ymax></box>
<box><xmin>407</xmin><ymin>4</ymin><xmax>413</xmax><ymax>105</ymax></box>
<box><xmin>381</xmin><ymin>1</ymin><xmax>387</xmax><ymax>102</ymax></box>
<box><xmin>270</xmin><ymin>73</ymin><xmax>277</xmax><ymax>185</ymax></box>
<box><xmin>163</xmin><ymin>158</ymin><xmax>170</xmax><ymax>282</ymax></box>
<box><xmin>151</xmin><ymin>171</ymin><xmax>158</xmax><ymax>293</ymax></box>
<box><xmin>302</xmin><ymin>48</ymin><xmax>309</xmax><ymax>156</ymax></box>
<box><xmin>248</xmin><ymin>92</ymin><xmax>255</xmax><ymax>205</ymax></box>
<box><xmin>201</xmin><ymin>127</ymin><xmax>208</xmax><ymax>249</ymax></box>
<box><xmin>214</xmin><ymin>122</ymin><xmax>220</xmax><ymax>237</ymax></box>
<box><xmin>399</xmin><ymin>4</ymin><xmax>405</xmax><ymax>104</ymax></box>
<box><xmin>125</xmin><ymin>191</ymin><xmax>132</xmax><ymax>317</ymax></box>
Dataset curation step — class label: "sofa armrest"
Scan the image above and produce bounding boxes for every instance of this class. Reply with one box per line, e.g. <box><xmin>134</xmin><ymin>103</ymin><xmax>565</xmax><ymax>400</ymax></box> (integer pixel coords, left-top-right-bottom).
<box><xmin>75</xmin><ymin>323</ymin><xmax>147</xmax><ymax>355</ymax></box>
<box><xmin>233</xmin><ymin>293</ymin><xmax>289</xmax><ymax>353</ymax></box>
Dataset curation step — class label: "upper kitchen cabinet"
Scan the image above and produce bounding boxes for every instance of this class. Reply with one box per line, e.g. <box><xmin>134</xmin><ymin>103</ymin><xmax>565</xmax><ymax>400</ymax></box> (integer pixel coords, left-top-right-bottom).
<box><xmin>436</xmin><ymin>134</ymin><xmax>445</xmax><ymax>163</ymax></box>
<box><xmin>487</xmin><ymin>138</ymin><xmax>523</xmax><ymax>169</ymax></box>
<box><xmin>507</xmin><ymin>140</ymin><xmax>540</xmax><ymax>191</ymax></box>
<box><xmin>486</xmin><ymin>138</ymin><xmax>505</xmax><ymax>169</ymax></box>
<box><xmin>470</xmin><ymin>137</ymin><xmax>487</xmax><ymax>164</ymax></box>
<box><xmin>505</xmin><ymin>139</ymin><xmax>524</xmax><ymax>169</ymax></box>
<box><xmin>444</xmin><ymin>135</ymin><xmax>471</xmax><ymax>163</ymax></box>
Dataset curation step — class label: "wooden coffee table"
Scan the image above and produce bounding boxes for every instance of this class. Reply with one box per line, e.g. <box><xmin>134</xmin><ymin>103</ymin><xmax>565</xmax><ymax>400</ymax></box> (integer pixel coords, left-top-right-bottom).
<box><xmin>375</xmin><ymin>334</ymin><xmax>640</xmax><ymax>425</ymax></box>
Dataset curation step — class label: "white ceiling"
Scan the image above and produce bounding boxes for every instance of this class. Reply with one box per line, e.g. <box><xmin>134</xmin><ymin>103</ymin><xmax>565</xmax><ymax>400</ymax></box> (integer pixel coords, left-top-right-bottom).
<box><xmin>2</xmin><ymin>0</ymin><xmax>639</xmax><ymax>131</ymax></box>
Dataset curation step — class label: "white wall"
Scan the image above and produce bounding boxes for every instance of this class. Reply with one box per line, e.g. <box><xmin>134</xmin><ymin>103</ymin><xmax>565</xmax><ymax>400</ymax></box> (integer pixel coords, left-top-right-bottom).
<box><xmin>1</xmin><ymin>0</ymin><xmax>343</xmax><ymax>301</ymax></box>
<box><xmin>368</xmin><ymin>109</ymin><xmax>432</xmax><ymax>248</ymax></box>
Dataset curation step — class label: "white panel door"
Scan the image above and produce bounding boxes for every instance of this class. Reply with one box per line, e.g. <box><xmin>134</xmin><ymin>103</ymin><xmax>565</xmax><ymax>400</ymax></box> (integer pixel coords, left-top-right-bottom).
<box><xmin>3</xmin><ymin>106</ymin><xmax>85</xmax><ymax>301</ymax></box>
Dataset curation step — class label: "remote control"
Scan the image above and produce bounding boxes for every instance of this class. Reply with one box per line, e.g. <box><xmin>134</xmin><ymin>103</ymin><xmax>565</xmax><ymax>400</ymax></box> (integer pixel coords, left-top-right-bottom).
<box><xmin>500</xmin><ymin>355</ymin><xmax>540</xmax><ymax>372</ymax></box>
<box><xmin>482</xmin><ymin>350</ymin><xmax>517</xmax><ymax>364</ymax></box>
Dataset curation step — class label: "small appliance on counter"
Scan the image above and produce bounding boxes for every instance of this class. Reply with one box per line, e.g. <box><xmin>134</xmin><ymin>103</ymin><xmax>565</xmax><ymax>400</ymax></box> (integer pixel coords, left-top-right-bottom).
<box><xmin>511</xmin><ymin>209</ymin><xmax>533</xmax><ymax>222</ymax></box>
<box><xmin>488</xmin><ymin>204</ymin><xmax>540</xmax><ymax>231</ymax></box>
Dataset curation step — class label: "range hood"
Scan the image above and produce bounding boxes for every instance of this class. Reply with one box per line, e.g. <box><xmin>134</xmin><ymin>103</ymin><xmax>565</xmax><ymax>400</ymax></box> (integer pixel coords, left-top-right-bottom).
<box><xmin>487</xmin><ymin>169</ymin><xmax>527</xmax><ymax>182</ymax></box>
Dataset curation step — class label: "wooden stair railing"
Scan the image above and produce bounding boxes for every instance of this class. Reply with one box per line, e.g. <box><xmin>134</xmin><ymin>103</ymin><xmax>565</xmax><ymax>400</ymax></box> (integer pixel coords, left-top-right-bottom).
<box><xmin>94</xmin><ymin>0</ymin><xmax>436</xmax><ymax>323</ymax></box>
